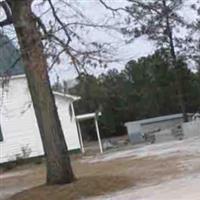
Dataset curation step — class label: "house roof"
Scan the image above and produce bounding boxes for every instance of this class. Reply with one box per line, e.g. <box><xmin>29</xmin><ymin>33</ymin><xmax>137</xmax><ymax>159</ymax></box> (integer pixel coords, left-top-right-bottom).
<box><xmin>125</xmin><ymin>113</ymin><xmax>193</xmax><ymax>127</ymax></box>
<box><xmin>0</xmin><ymin>34</ymin><xmax>80</xmax><ymax>101</ymax></box>
<box><xmin>0</xmin><ymin>34</ymin><xmax>24</xmax><ymax>76</ymax></box>
<box><xmin>1</xmin><ymin>74</ymin><xmax>80</xmax><ymax>101</ymax></box>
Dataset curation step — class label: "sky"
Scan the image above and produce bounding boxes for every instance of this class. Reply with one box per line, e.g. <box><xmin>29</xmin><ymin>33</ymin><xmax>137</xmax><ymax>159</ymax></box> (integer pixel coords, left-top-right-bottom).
<box><xmin>33</xmin><ymin>0</ymin><xmax>157</xmax><ymax>83</ymax></box>
<box><xmin>0</xmin><ymin>0</ymin><xmax>199</xmax><ymax>84</ymax></box>
<box><xmin>44</xmin><ymin>0</ymin><xmax>199</xmax><ymax>83</ymax></box>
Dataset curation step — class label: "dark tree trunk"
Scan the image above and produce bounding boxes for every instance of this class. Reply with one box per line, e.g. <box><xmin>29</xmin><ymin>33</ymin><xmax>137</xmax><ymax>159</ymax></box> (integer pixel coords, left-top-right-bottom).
<box><xmin>9</xmin><ymin>0</ymin><xmax>74</xmax><ymax>184</ymax></box>
<box><xmin>162</xmin><ymin>0</ymin><xmax>188</xmax><ymax>122</ymax></box>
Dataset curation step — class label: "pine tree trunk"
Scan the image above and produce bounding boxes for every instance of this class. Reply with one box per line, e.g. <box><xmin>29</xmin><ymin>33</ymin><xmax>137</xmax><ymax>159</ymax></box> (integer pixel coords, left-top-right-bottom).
<box><xmin>162</xmin><ymin>0</ymin><xmax>188</xmax><ymax>122</ymax></box>
<box><xmin>9</xmin><ymin>0</ymin><xmax>74</xmax><ymax>184</ymax></box>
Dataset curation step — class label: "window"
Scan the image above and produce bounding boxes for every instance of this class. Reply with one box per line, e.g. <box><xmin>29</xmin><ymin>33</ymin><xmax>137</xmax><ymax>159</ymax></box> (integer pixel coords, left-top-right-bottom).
<box><xmin>0</xmin><ymin>126</ymin><xmax>3</xmax><ymax>142</ymax></box>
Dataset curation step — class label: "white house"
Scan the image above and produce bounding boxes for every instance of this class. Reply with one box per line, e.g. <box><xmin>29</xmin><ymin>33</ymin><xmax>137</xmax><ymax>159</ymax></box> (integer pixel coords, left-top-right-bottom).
<box><xmin>0</xmin><ymin>75</ymin><xmax>81</xmax><ymax>163</ymax></box>
<box><xmin>0</xmin><ymin>34</ymin><xmax>104</xmax><ymax>164</ymax></box>
<box><xmin>0</xmin><ymin>34</ymin><xmax>84</xmax><ymax>164</ymax></box>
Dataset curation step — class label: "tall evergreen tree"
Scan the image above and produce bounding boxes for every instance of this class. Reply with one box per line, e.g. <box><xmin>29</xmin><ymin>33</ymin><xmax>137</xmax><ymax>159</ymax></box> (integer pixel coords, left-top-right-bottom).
<box><xmin>121</xmin><ymin>0</ymin><xmax>189</xmax><ymax>121</ymax></box>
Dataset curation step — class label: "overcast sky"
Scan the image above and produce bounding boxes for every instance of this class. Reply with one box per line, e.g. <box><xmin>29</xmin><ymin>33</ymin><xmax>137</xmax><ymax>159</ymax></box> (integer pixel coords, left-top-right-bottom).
<box><xmin>44</xmin><ymin>0</ymin><xmax>157</xmax><ymax>82</ymax></box>
<box><xmin>45</xmin><ymin>0</ymin><xmax>199</xmax><ymax>83</ymax></box>
<box><xmin>1</xmin><ymin>0</ymin><xmax>199</xmax><ymax>84</ymax></box>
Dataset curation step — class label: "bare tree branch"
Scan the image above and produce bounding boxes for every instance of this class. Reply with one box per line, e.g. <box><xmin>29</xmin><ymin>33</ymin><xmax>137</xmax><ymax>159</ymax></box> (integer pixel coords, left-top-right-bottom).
<box><xmin>99</xmin><ymin>0</ymin><xmax>161</xmax><ymax>16</ymax></box>
<box><xmin>1</xmin><ymin>0</ymin><xmax>119</xmax><ymax>77</ymax></box>
<box><xmin>47</xmin><ymin>0</ymin><xmax>71</xmax><ymax>46</ymax></box>
<box><xmin>99</xmin><ymin>0</ymin><xmax>127</xmax><ymax>13</ymax></box>
<box><xmin>48</xmin><ymin>48</ymin><xmax>66</xmax><ymax>71</ymax></box>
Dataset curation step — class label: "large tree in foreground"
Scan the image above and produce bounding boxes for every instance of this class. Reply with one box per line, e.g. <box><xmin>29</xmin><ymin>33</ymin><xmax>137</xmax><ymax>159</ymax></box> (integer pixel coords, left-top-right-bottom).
<box><xmin>0</xmin><ymin>0</ymin><xmax>74</xmax><ymax>184</ymax></box>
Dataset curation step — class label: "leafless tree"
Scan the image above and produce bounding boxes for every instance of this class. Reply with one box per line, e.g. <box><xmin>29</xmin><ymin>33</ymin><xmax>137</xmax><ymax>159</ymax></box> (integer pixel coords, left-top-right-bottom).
<box><xmin>0</xmin><ymin>0</ymin><xmax>75</xmax><ymax>185</ymax></box>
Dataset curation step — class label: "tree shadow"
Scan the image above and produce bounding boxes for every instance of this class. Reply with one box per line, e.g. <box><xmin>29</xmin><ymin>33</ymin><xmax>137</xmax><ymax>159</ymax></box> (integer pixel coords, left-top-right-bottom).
<box><xmin>10</xmin><ymin>175</ymin><xmax>133</xmax><ymax>200</ymax></box>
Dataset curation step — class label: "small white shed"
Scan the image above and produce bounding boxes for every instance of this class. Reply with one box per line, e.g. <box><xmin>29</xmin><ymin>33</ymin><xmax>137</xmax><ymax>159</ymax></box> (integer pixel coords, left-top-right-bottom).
<box><xmin>125</xmin><ymin>114</ymin><xmax>187</xmax><ymax>144</ymax></box>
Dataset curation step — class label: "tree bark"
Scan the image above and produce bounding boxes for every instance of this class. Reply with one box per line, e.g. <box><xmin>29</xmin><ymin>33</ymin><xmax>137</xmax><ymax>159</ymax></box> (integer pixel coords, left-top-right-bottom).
<box><xmin>9</xmin><ymin>0</ymin><xmax>74</xmax><ymax>184</ymax></box>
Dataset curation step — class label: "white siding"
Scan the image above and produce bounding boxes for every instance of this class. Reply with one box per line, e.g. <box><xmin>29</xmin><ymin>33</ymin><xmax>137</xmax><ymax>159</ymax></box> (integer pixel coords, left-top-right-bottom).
<box><xmin>183</xmin><ymin>120</ymin><xmax>200</xmax><ymax>138</ymax></box>
<box><xmin>56</xmin><ymin>96</ymin><xmax>80</xmax><ymax>150</ymax></box>
<box><xmin>0</xmin><ymin>77</ymin><xmax>80</xmax><ymax>163</ymax></box>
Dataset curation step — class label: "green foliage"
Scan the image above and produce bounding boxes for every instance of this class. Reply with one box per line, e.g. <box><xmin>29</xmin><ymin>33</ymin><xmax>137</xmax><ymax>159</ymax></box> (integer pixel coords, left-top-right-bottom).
<box><xmin>57</xmin><ymin>49</ymin><xmax>200</xmax><ymax>139</ymax></box>
<box><xmin>124</xmin><ymin>0</ymin><xmax>186</xmax><ymax>50</ymax></box>
<box><xmin>123</xmin><ymin>49</ymin><xmax>178</xmax><ymax>118</ymax></box>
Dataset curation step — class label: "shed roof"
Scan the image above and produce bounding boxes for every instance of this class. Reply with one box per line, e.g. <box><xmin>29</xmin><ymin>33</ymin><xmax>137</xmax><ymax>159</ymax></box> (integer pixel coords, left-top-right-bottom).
<box><xmin>0</xmin><ymin>34</ymin><xmax>24</xmax><ymax>76</ymax></box>
<box><xmin>125</xmin><ymin>113</ymin><xmax>193</xmax><ymax>127</ymax></box>
<box><xmin>0</xmin><ymin>34</ymin><xmax>80</xmax><ymax>101</ymax></box>
<box><xmin>2</xmin><ymin>74</ymin><xmax>81</xmax><ymax>101</ymax></box>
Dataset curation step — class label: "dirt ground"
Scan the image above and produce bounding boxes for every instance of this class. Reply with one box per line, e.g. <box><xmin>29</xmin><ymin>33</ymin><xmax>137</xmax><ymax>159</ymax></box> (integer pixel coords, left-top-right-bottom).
<box><xmin>1</xmin><ymin>136</ymin><xmax>200</xmax><ymax>200</ymax></box>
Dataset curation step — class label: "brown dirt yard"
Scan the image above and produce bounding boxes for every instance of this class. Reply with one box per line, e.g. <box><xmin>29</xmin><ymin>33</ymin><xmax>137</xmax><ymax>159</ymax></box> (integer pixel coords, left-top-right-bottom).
<box><xmin>1</xmin><ymin>136</ymin><xmax>200</xmax><ymax>200</ymax></box>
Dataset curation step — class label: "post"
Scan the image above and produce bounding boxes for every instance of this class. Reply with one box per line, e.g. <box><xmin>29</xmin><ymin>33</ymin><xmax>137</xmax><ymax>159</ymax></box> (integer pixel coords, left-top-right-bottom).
<box><xmin>94</xmin><ymin>117</ymin><xmax>103</xmax><ymax>153</ymax></box>
<box><xmin>71</xmin><ymin>102</ymin><xmax>85</xmax><ymax>154</ymax></box>
<box><xmin>77</xmin><ymin>121</ymin><xmax>85</xmax><ymax>154</ymax></box>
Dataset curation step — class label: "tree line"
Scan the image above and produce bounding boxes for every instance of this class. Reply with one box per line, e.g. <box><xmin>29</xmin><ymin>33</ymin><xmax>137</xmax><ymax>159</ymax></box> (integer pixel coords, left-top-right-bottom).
<box><xmin>63</xmin><ymin>49</ymin><xmax>200</xmax><ymax>139</ymax></box>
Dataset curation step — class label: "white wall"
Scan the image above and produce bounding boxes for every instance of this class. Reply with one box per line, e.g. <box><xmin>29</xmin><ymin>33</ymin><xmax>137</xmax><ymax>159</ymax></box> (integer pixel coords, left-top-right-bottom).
<box><xmin>183</xmin><ymin>120</ymin><xmax>200</xmax><ymax>138</ymax></box>
<box><xmin>125</xmin><ymin>114</ymin><xmax>185</xmax><ymax>144</ymax></box>
<box><xmin>56</xmin><ymin>96</ymin><xmax>80</xmax><ymax>150</ymax></box>
<box><xmin>0</xmin><ymin>77</ymin><xmax>80</xmax><ymax>163</ymax></box>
